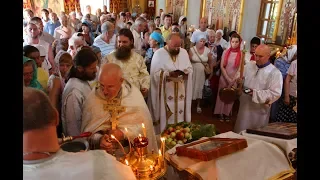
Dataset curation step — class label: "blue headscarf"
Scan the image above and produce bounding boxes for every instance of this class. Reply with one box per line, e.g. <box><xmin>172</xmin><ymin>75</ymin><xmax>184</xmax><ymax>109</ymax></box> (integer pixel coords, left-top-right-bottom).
<box><xmin>23</xmin><ymin>56</ymin><xmax>44</xmax><ymax>91</ymax></box>
<box><xmin>150</xmin><ymin>32</ymin><xmax>164</xmax><ymax>48</ymax></box>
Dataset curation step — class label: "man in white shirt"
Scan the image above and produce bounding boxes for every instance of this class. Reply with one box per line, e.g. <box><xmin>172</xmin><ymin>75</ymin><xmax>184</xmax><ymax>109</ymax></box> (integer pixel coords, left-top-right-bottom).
<box><xmin>23</xmin><ymin>87</ymin><xmax>136</xmax><ymax>180</ymax></box>
<box><xmin>132</xmin><ymin>17</ymin><xmax>147</xmax><ymax>56</ymax></box>
<box><xmin>26</xmin><ymin>17</ymin><xmax>55</xmax><ymax>45</ymax></box>
<box><xmin>82</xmin><ymin>5</ymin><xmax>99</xmax><ymax>24</ymax></box>
<box><xmin>190</xmin><ymin>17</ymin><xmax>209</xmax><ymax>45</ymax></box>
<box><xmin>93</xmin><ymin>21</ymin><xmax>116</xmax><ymax>58</ymax></box>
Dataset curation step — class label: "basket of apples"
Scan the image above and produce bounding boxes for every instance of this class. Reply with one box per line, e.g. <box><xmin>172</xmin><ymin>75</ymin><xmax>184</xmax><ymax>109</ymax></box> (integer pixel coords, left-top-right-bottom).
<box><xmin>162</xmin><ymin>122</ymin><xmax>217</xmax><ymax>150</ymax></box>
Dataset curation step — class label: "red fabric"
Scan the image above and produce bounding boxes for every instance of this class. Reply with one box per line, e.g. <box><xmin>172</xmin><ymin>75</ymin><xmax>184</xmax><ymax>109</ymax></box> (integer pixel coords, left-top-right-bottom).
<box><xmin>250</xmin><ymin>52</ymin><xmax>255</xmax><ymax>61</ymax></box>
<box><xmin>223</xmin><ymin>42</ymin><xmax>242</xmax><ymax>68</ymax></box>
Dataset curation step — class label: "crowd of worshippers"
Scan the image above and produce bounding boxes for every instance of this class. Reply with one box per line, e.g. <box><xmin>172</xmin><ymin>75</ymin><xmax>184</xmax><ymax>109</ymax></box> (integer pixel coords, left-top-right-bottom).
<box><xmin>23</xmin><ymin>5</ymin><xmax>297</xmax><ymax>143</ymax></box>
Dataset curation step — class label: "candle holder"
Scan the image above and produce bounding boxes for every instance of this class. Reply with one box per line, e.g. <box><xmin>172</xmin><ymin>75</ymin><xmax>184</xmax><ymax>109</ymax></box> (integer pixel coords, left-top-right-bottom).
<box><xmin>120</xmin><ymin>135</ymin><xmax>167</xmax><ymax>179</ymax></box>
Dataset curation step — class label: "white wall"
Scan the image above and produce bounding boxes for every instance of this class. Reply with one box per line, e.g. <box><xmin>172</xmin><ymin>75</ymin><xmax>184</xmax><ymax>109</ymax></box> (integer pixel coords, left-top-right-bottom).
<box><xmin>80</xmin><ymin>0</ymin><xmax>104</xmax><ymax>14</ymax></box>
<box><xmin>187</xmin><ymin>0</ymin><xmax>201</xmax><ymax>28</ymax></box>
<box><xmin>240</xmin><ymin>0</ymin><xmax>261</xmax><ymax>49</ymax></box>
<box><xmin>156</xmin><ymin>0</ymin><xmax>166</xmax><ymax>16</ymax></box>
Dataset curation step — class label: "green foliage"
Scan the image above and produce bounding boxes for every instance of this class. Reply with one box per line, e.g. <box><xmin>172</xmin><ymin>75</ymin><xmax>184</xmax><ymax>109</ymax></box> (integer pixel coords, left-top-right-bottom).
<box><xmin>191</xmin><ymin>124</ymin><xmax>216</xmax><ymax>141</ymax></box>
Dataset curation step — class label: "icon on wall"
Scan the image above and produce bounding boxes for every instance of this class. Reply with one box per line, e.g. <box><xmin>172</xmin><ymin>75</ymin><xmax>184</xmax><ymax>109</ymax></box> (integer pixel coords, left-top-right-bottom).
<box><xmin>148</xmin><ymin>0</ymin><xmax>155</xmax><ymax>7</ymax></box>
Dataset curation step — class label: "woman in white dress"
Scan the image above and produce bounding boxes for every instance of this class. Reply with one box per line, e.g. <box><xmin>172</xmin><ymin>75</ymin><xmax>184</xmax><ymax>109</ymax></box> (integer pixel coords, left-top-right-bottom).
<box><xmin>188</xmin><ymin>34</ymin><xmax>214</xmax><ymax>113</ymax></box>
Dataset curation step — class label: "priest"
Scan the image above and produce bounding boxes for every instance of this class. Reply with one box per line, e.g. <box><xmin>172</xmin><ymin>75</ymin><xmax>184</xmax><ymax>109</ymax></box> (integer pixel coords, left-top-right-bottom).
<box><xmin>234</xmin><ymin>44</ymin><xmax>283</xmax><ymax>133</ymax></box>
<box><xmin>81</xmin><ymin>63</ymin><xmax>158</xmax><ymax>153</ymax></box>
<box><xmin>148</xmin><ymin>33</ymin><xmax>193</xmax><ymax>134</ymax></box>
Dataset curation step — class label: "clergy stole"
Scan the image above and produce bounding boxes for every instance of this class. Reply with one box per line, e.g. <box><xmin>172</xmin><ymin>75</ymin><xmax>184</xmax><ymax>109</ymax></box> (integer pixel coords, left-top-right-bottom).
<box><xmin>162</xmin><ymin>75</ymin><xmax>186</xmax><ymax>126</ymax></box>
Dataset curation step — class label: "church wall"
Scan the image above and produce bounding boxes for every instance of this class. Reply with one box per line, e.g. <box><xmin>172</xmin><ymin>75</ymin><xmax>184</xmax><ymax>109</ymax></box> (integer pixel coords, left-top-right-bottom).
<box><xmin>24</xmin><ymin>0</ymin><xmax>65</xmax><ymax>17</ymax></box>
<box><xmin>156</xmin><ymin>0</ymin><xmax>166</xmax><ymax>16</ymax></box>
<box><xmin>187</xmin><ymin>0</ymin><xmax>201</xmax><ymax>28</ymax></box>
<box><xmin>240</xmin><ymin>0</ymin><xmax>261</xmax><ymax>48</ymax></box>
<box><xmin>276</xmin><ymin>0</ymin><xmax>296</xmax><ymax>45</ymax></box>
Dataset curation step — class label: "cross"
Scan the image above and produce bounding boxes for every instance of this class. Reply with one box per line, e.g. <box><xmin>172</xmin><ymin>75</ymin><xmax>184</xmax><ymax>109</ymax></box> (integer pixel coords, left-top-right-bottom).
<box><xmin>103</xmin><ymin>98</ymin><xmax>126</xmax><ymax>130</ymax></box>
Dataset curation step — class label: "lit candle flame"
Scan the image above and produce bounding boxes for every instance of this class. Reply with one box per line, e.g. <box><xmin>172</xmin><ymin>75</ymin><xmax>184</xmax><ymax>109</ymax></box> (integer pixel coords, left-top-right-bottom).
<box><xmin>125</xmin><ymin>127</ymin><xmax>128</xmax><ymax>132</ymax></box>
<box><xmin>150</xmin><ymin>165</ymin><xmax>153</xmax><ymax>170</ymax></box>
<box><xmin>243</xmin><ymin>41</ymin><xmax>245</xmax><ymax>45</ymax></box>
<box><xmin>142</xmin><ymin>123</ymin><xmax>145</xmax><ymax>128</ymax></box>
<box><xmin>276</xmin><ymin>48</ymin><xmax>279</xmax><ymax>51</ymax></box>
<box><xmin>138</xmin><ymin>134</ymin><xmax>142</xmax><ymax>138</ymax></box>
<box><xmin>159</xmin><ymin>149</ymin><xmax>162</xmax><ymax>155</ymax></box>
<box><xmin>111</xmin><ymin>135</ymin><xmax>115</xmax><ymax>139</ymax></box>
<box><xmin>125</xmin><ymin>159</ymin><xmax>129</xmax><ymax>166</ymax></box>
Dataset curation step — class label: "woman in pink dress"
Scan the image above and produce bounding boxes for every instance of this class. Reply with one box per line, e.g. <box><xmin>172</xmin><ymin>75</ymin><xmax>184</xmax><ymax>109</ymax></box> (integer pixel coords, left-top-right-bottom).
<box><xmin>213</xmin><ymin>33</ymin><xmax>242</xmax><ymax>122</ymax></box>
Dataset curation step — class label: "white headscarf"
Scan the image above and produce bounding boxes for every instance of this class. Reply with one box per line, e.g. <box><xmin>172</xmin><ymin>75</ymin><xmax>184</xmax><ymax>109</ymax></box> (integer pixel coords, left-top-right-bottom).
<box><xmin>194</xmin><ymin>31</ymin><xmax>207</xmax><ymax>43</ymax></box>
<box><xmin>284</xmin><ymin>45</ymin><xmax>297</xmax><ymax>62</ymax></box>
<box><xmin>216</xmin><ymin>29</ymin><xmax>224</xmax><ymax>36</ymax></box>
<box><xmin>54</xmin><ymin>50</ymin><xmax>69</xmax><ymax>90</ymax></box>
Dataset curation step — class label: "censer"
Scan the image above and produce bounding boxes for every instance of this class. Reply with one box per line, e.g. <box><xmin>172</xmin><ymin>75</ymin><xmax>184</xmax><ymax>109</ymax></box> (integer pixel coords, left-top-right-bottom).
<box><xmin>219</xmin><ymin>43</ymin><xmax>246</xmax><ymax>104</ymax></box>
<box><xmin>120</xmin><ymin>135</ymin><xmax>167</xmax><ymax>180</ymax></box>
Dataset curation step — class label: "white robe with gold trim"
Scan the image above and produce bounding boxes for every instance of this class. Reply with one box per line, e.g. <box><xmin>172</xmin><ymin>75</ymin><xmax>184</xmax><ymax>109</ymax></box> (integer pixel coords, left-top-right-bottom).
<box><xmin>81</xmin><ymin>80</ymin><xmax>158</xmax><ymax>152</ymax></box>
<box><xmin>148</xmin><ymin>47</ymin><xmax>193</xmax><ymax>134</ymax></box>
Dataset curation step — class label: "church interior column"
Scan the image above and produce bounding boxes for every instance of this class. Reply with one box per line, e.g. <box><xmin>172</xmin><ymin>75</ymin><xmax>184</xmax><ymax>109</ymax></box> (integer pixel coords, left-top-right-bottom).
<box><xmin>187</xmin><ymin>0</ymin><xmax>201</xmax><ymax>28</ymax></box>
<box><xmin>240</xmin><ymin>0</ymin><xmax>261</xmax><ymax>48</ymax></box>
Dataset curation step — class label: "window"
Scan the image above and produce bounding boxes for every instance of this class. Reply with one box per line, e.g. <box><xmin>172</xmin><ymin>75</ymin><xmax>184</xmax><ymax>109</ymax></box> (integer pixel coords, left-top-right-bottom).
<box><xmin>257</xmin><ymin>0</ymin><xmax>283</xmax><ymax>43</ymax></box>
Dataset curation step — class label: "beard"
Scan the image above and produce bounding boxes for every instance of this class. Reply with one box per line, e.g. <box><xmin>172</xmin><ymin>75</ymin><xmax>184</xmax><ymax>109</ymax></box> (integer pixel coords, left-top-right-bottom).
<box><xmin>80</xmin><ymin>71</ymin><xmax>96</xmax><ymax>81</ymax></box>
<box><xmin>168</xmin><ymin>48</ymin><xmax>180</xmax><ymax>56</ymax></box>
<box><xmin>115</xmin><ymin>46</ymin><xmax>132</xmax><ymax>60</ymax></box>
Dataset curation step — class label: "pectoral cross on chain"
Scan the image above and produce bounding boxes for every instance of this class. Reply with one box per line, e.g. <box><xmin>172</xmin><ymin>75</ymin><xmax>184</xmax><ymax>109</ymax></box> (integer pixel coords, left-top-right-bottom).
<box><xmin>103</xmin><ymin>98</ymin><xmax>126</xmax><ymax>130</ymax></box>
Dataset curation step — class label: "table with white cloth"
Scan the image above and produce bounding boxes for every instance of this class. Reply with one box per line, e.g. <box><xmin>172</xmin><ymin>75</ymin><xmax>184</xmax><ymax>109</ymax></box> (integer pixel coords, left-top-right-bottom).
<box><xmin>163</xmin><ymin>131</ymin><xmax>295</xmax><ymax>180</ymax></box>
<box><xmin>240</xmin><ymin>130</ymin><xmax>297</xmax><ymax>166</ymax></box>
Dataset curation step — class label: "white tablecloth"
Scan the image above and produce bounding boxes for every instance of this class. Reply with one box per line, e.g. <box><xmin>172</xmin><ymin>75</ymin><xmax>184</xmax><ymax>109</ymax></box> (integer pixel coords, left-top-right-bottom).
<box><xmin>240</xmin><ymin>130</ymin><xmax>297</xmax><ymax>158</ymax></box>
<box><xmin>164</xmin><ymin>131</ymin><xmax>295</xmax><ymax>180</ymax></box>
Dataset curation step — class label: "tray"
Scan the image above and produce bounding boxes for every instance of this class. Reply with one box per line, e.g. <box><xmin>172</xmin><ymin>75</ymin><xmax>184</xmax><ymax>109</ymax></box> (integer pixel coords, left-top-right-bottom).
<box><xmin>176</xmin><ymin>138</ymin><xmax>248</xmax><ymax>161</ymax></box>
<box><xmin>246</xmin><ymin>122</ymin><xmax>297</xmax><ymax>139</ymax></box>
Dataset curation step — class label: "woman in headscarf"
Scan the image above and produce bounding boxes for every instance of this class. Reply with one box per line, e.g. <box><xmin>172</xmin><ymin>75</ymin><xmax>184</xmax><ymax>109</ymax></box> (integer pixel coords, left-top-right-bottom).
<box><xmin>47</xmin><ymin>50</ymin><xmax>73</xmax><ymax>137</ymax></box>
<box><xmin>145</xmin><ymin>32</ymin><xmax>164</xmax><ymax>73</ymax></box>
<box><xmin>213</xmin><ymin>33</ymin><xmax>242</xmax><ymax>122</ymax></box>
<box><xmin>189</xmin><ymin>33</ymin><xmax>214</xmax><ymax>113</ymax></box>
<box><xmin>215</xmin><ymin>29</ymin><xmax>228</xmax><ymax>50</ymax></box>
<box><xmin>178</xmin><ymin>16</ymin><xmax>187</xmax><ymax>39</ymax></box>
<box><xmin>23</xmin><ymin>56</ymin><xmax>43</xmax><ymax>91</ymax></box>
<box><xmin>270</xmin><ymin>45</ymin><xmax>297</xmax><ymax>120</ymax></box>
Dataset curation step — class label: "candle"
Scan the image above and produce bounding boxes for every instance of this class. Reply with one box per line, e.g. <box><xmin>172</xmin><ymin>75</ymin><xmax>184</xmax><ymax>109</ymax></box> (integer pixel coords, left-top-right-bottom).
<box><xmin>138</xmin><ymin>134</ymin><xmax>142</xmax><ymax>142</ymax></box>
<box><xmin>125</xmin><ymin>128</ymin><xmax>132</xmax><ymax>153</ymax></box>
<box><xmin>125</xmin><ymin>159</ymin><xmax>129</xmax><ymax>166</ymax></box>
<box><xmin>243</xmin><ymin>41</ymin><xmax>246</xmax><ymax>50</ymax></box>
<box><xmin>111</xmin><ymin>134</ymin><xmax>126</xmax><ymax>155</ymax></box>
<box><xmin>160</xmin><ymin>137</ymin><xmax>165</xmax><ymax>160</ymax></box>
<box><xmin>141</xmin><ymin>123</ymin><xmax>147</xmax><ymax>137</ymax></box>
<box><xmin>158</xmin><ymin>149</ymin><xmax>162</xmax><ymax>166</ymax></box>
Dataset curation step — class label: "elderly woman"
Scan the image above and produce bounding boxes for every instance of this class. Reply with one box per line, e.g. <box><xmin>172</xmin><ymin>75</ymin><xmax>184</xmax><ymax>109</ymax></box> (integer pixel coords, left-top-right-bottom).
<box><xmin>189</xmin><ymin>32</ymin><xmax>214</xmax><ymax>113</ymax></box>
<box><xmin>215</xmin><ymin>29</ymin><xmax>228</xmax><ymax>50</ymax></box>
<box><xmin>213</xmin><ymin>33</ymin><xmax>242</xmax><ymax>122</ymax></box>
<box><xmin>23</xmin><ymin>56</ymin><xmax>43</xmax><ymax>91</ymax></box>
<box><xmin>145</xmin><ymin>32</ymin><xmax>164</xmax><ymax>73</ymax></box>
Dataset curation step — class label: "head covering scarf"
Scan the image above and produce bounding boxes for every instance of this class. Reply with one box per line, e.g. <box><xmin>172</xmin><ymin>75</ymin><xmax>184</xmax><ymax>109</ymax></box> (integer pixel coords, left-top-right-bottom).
<box><xmin>150</xmin><ymin>32</ymin><xmax>164</xmax><ymax>48</ymax></box>
<box><xmin>23</xmin><ymin>56</ymin><xmax>43</xmax><ymax>90</ymax></box>
<box><xmin>283</xmin><ymin>45</ymin><xmax>297</xmax><ymax>63</ymax></box>
<box><xmin>216</xmin><ymin>29</ymin><xmax>224</xmax><ymax>37</ymax></box>
<box><xmin>223</xmin><ymin>35</ymin><xmax>242</xmax><ymax>68</ymax></box>
<box><xmin>54</xmin><ymin>50</ymin><xmax>69</xmax><ymax>90</ymax></box>
<box><xmin>194</xmin><ymin>32</ymin><xmax>207</xmax><ymax>44</ymax></box>
<box><xmin>178</xmin><ymin>16</ymin><xmax>187</xmax><ymax>26</ymax></box>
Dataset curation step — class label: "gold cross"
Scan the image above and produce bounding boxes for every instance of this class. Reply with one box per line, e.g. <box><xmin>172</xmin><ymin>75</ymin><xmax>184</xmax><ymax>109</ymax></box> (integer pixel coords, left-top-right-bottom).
<box><xmin>103</xmin><ymin>98</ymin><xmax>126</xmax><ymax>130</ymax></box>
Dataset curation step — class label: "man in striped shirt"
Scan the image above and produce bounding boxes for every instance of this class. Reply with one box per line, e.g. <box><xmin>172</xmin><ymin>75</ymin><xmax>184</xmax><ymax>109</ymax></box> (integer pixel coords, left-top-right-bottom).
<box><xmin>93</xmin><ymin>21</ymin><xmax>116</xmax><ymax>58</ymax></box>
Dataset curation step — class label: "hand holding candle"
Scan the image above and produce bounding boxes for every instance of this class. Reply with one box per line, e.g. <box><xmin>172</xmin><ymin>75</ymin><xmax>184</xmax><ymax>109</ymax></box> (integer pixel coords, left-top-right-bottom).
<box><xmin>111</xmin><ymin>134</ymin><xmax>126</xmax><ymax>155</ymax></box>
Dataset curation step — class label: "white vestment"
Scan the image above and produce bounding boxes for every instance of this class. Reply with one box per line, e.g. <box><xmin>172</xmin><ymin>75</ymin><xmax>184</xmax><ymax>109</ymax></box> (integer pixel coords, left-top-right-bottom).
<box><xmin>148</xmin><ymin>47</ymin><xmax>193</xmax><ymax>134</ymax></box>
<box><xmin>23</xmin><ymin>149</ymin><xmax>136</xmax><ymax>180</ymax></box>
<box><xmin>81</xmin><ymin>80</ymin><xmax>158</xmax><ymax>152</ymax></box>
<box><xmin>234</xmin><ymin>62</ymin><xmax>283</xmax><ymax>133</ymax></box>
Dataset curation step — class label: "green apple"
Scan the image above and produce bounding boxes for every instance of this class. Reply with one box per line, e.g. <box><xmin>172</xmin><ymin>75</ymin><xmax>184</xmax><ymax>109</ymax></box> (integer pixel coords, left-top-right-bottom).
<box><xmin>166</xmin><ymin>138</ymin><xmax>173</xmax><ymax>144</ymax></box>
<box><xmin>175</xmin><ymin>129</ymin><xmax>181</xmax><ymax>133</ymax></box>
<box><xmin>170</xmin><ymin>141</ymin><xmax>177</xmax><ymax>146</ymax></box>
<box><xmin>170</xmin><ymin>132</ymin><xmax>176</xmax><ymax>138</ymax></box>
<box><xmin>184</xmin><ymin>127</ymin><xmax>190</xmax><ymax>133</ymax></box>
<box><xmin>184</xmin><ymin>132</ymin><xmax>190</xmax><ymax>139</ymax></box>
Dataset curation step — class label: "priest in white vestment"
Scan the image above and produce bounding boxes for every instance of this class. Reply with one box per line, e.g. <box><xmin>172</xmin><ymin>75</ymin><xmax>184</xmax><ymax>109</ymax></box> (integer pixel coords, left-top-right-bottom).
<box><xmin>148</xmin><ymin>33</ymin><xmax>193</xmax><ymax>134</ymax></box>
<box><xmin>23</xmin><ymin>87</ymin><xmax>135</xmax><ymax>180</ymax></box>
<box><xmin>234</xmin><ymin>44</ymin><xmax>283</xmax><ymax>133</ymax></box>
<box><xmin>81</xmin><ymin>63</ymin><xmax>158</xmax><ymax>153</ymax></box>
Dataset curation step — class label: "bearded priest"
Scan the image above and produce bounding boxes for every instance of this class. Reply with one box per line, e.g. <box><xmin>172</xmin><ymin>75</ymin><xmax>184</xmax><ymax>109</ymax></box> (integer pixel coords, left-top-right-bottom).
<box><xmin>148</xmin><ymin>33</ymin><xmax>193</xmax><ymax>135</ymax></box>
<box><xmin>102</xmin><ymin>28</ymin><xmax>150</xmax><ymax>98</ymax></box>
<box><xmin>81</xmin><ymin>63</ymin><xmax>158</xmax><ymax>153</ymax></box>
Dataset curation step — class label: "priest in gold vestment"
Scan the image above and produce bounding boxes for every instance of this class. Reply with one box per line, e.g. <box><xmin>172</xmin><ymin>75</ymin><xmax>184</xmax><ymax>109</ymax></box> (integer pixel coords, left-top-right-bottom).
<box><xmin>81</xmin><ymin>63</ymin><xmax>158</xmax><ymax>152</ymax></box>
